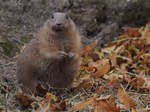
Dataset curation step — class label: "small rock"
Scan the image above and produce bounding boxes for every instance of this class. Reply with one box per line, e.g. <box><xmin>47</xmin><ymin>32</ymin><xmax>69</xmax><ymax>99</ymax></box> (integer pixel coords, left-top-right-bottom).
<box><xmin>96</xmin><ymin>23</ymin><xmax>119</xmax><ymax>47</ymax></box>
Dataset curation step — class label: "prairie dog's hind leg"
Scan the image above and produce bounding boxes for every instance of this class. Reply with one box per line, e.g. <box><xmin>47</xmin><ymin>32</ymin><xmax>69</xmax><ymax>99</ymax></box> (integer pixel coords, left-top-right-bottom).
<box><xmin>17</xmin><ymin>72</ymin><xmax>38</xmax><ymax>94</ymax></box>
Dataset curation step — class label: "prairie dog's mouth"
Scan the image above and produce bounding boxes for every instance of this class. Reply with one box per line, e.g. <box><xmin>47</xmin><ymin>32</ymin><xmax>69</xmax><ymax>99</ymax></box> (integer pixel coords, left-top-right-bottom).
<box><xmin>52</xmin><ymin>25</ymin><xmax>64</xmax><ymax>32</ymax></box>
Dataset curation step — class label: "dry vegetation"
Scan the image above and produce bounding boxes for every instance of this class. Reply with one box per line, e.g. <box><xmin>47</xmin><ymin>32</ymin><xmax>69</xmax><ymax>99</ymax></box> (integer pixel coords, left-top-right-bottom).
<box><xmin>1</xmin><ymin>23</ymin><xmax>150</xmax><ymax>112</ymax></box>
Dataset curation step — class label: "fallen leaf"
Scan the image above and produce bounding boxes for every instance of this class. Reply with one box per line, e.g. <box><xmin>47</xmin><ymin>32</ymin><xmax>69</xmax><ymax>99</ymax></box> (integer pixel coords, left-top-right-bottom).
<box><xmin>80</xmin><ymin>66</ymin><xmax>97</xmax><ymax>73</ymax></box>
<box><xmin>109</xmin><ymin>54</ymin><xmax>117</xmax><ymax>68</ymax></box>
<box><xmin>131</xmin><ymin>108</ymin><xmax>137</xmax><ymax>112</ymax></box>
<box><xmin>82</xmin><ymin>41</ymin><xmax>97</xmax><ymax>56</ymax></box>
<box><xmin>73</xmin><ymin>77</ymin><xmax>93</xmax><ymax>91</ymax></box>
<box><xmin>128</xmin><ymin>28</ymin><xmax>141</xmax><ymax>37</ymax></box>
<box><xmin>93</xmin><ymin>96</ymin><xmax>119</xmax><ymax>112</ymax></box>
<box><xmin>36</xmin><ymin>93</ymin><xmax>65</xmax><ymax>112</ymax></box>
<box><xmin>35</xmin><ymin>102</ymin><xmax>50</xmax><ymax>112</ymax></box>
<box><xmin>141</xmin><ymin>53</ymin><xmax>150</xmax><ymax>67</ymax></box>
<box><xmin>117</xmin><ymin>88</ymin><xmax>135</xmax><ymax>109</ymax></box>
<box><xmin>130</xmin><ymin>77</ymin><xmax>145</xmax><ymax>89</ymax></box>
<box><xmin>92</xmin><ymin>59</ymin><xmax>111</xmax><ymax>78</ymax></box>
<box><xmin>72</xmin><ymin>96</ymin><xmax>96</xmax><ymax>111</ymax></box>
<box><xmin>16</xmin><ymin>94</ymin><xmax>36</xmax><ymax>108</ymax></box>
<box><xmin>107</xmin><ymin>79</ymin><xmax>120</xmax><ymax>87</ymax></box>
<box><xmin>141</xmin><ymin>23</ymin><xmax>150</xmax><ymax>44</ymax></box>
<box><xmin>115</xmin><ymin>44</ymin><xmax>125</xmax><ymax>54</ymax></box>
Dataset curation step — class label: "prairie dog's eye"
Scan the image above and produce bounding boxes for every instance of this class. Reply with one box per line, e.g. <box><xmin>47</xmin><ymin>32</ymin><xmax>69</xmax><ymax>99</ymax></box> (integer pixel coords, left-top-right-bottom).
<box><xmin>51</xmin><ymin>15</ymin><xmax>54</xmax><ymax>19</ymax></box>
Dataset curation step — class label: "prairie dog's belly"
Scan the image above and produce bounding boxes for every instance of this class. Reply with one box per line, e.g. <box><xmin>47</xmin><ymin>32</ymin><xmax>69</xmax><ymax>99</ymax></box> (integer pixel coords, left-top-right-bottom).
<box><xmin>57</xmin><ymin>38</ymin><xmax>71</xmax><ymax>53</ymax></box>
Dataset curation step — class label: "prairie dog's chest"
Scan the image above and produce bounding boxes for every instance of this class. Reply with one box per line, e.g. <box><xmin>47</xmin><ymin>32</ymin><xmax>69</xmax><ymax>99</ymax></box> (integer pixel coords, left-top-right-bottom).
<box><xmin>57</xmin><ymin>38</ymin><xmax>72</xmax><ymax>52</ymax></box>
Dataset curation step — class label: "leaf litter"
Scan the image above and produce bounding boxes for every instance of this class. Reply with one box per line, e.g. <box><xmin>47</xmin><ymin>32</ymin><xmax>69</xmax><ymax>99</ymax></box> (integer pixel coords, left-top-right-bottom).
<box><xmin>1</xmin><ymin>23</ymin><xmax>150</xmax><ymax>112</ymax></box>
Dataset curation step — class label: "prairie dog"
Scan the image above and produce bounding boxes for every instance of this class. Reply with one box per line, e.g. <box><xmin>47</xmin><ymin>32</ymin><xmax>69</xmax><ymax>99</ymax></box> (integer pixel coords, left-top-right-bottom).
<box><xmin>17</xmin><ymin>12</ymin><xmax>81</xmax><ymax>93</ymax></box>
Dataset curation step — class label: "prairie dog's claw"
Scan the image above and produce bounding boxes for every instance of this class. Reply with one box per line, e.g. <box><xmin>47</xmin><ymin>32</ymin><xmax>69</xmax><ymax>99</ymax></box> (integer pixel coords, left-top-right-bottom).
<box><xmin>59</xmin><ymin>51</ymin><xmax>75</xmax><ymax>61</ymax></box>
<box><xmin>59</xmin><ymin>51</ymin><xmax>68</xmax><ymax>58</ymax></box>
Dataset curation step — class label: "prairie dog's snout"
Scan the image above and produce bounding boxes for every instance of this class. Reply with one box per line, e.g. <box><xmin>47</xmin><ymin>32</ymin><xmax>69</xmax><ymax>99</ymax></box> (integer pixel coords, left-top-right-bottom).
<box><xmin>50</xmin><ymin>13</ymin><xmax>71</xmax><ymax>32</ymax></box>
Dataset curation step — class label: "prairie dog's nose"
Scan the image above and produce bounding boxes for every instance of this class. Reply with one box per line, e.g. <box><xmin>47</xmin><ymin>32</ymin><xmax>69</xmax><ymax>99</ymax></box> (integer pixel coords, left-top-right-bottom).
<box><xmin>56</xmin><ymin>23</ymin><xmax>62</xmax><ymax>26</ymax></box>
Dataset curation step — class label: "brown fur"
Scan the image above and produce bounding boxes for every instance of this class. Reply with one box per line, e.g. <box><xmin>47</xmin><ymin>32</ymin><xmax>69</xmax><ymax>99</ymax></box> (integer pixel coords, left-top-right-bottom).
<box><xmin>16</xmin><ymin>13</ymin><xmax>81</xmax><ymax>93</ymax></box>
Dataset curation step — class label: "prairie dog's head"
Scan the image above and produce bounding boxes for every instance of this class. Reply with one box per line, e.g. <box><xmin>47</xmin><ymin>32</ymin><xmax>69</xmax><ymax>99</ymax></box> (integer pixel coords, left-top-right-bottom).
<box><xmin>47</xmin><ymin>12</ymin><xmax>73</xmax><ymax>32</ymax></box>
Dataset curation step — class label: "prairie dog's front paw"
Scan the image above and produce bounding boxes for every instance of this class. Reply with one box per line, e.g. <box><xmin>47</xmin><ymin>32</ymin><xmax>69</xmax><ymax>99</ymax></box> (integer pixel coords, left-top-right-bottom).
<box><xmin>59</xmin><ymin>51</ymin><xmax>68</xmax><ymax>58</ymax></box>
<box><xmin>59</xmin><ymin>51</ymin><xmax>75</xmax><ymax>61</ymax></box>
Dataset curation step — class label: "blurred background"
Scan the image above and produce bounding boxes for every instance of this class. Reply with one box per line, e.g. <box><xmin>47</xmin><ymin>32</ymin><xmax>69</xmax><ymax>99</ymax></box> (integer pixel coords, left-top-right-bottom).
<box><xmin>0</xmin><ymin>0</ymin><xmax>150</xmax><ymax>58</ymax></box>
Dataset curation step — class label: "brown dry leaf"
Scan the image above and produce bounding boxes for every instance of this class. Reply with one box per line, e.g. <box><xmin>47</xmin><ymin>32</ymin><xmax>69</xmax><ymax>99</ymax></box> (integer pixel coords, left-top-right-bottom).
<box><xmin>117</xmin><ymin>88</ymin><xmax>135</xmax><ymax>109</ymax></box>
<box><xmin>130</xmin><ymin>77</ymin><xmax>145</xmax><ymax>89</ymax></box>
<box><xmin>92</xmin><ymin>59</ymin><xmax>110</xmax><ymax>78</ymax></box>
<box><xmin>105</xmin><ymin>41</ymin><xmax>117</xmax><ymax>47</ymax></box>
<box><xmin>95</xmin><ymin>87</ymin><xmax>106</xmax><ymax>93</ymax></box>
<box><xmin>115</xmin><ymin>44</ymin><xmax>125</xmax><ymax>54</ymax></box>
<box><xmin>93</xmin><ymin>96</ymin><xmax>119</xmax><ymax>112</ymax></box>
<box><xmin>118</xmin><ymin>35</ymin><xmax>129</xmax><ymax>40</ymax></box>
<box><xmin>127</xmin><ymin>28</ymin><xmax>141</xmax><ymax>37</ymax></box>
<box><xmin>82</xmin><ymin>41</ymin><xmax>97</xmax><ymax>56</ymax></box>
<box><xmin>73</xmin><ymin>75</ymin><xmax>90</xmax><ymax>88</ymax></box>
<box><xmin>80</xmin><ymin>66</ymin><xmax>97</xmax><ymax>73</ymax></box>
<box><xmin>36</xmin><ymin>100</ymin><xmax>65</xmax><ymax>112</ymax></box>
<box><xmin>141</xmin><ymin>23</ymin><xmax>150</xmax><ymax>44</ymax></box>
<box><xmin>73</xmin><ymin>77</ymin><xmax>93</xmax><ymax>91</ymax></box>
<box><xmin>109</xmin><ymin>53</ymin><xmax>117</xmax><ymax>68</ymax></box>
<box><xmin>102</xmin><ymin>46</ymin><xmax>116</xmax><ymax>54</ymax></box>
<box><xmin>107</xmin><ymin>79</ymin><xmax>120</xmax><ymax>87</ymax></box>
<box><xmin>72</xmin><ymin>96</ymin><xmax>96</xmax><ymax>111</ymax></box>
<box><xmin>54</xmin><ymin>100</ymin><xmax>66</xmax><ymax>111</ymax></box>
<box><xmin>141</xmin><ymin>53</ymin><xmax>150</xmax><ymax>67</ymax></box>
<box><xmin>131</xmin><ymin>108</ymin><xmax>138</xmax><ymax>112</ymax></box>
<box><xmin>35</xmin><ymin>102</ymin><xmax>51</xmax><ymax>112</ymax></box>
<box><xmin>37</xmin><ymin>93</ymin><xmax>65</xmax><ymax>112</ymax></box>
<box><xmin>16</xmin><ymin>94</ymin><xmax>36</xmax><ymax>108</ymax></box>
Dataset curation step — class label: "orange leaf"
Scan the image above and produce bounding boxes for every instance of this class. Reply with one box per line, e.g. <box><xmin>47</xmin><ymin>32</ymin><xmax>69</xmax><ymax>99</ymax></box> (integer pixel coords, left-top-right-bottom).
<box><xmin>37</xmin><ymin>94</ymin><xmax>65</xmax><ymax>112</ymax></box>
<box><xmin>80</xmin><ymin>66</ymin><xmax>97</xmax><ymax>73</ymax></box>
<box><xmin>107</xmin><ymin>79</ymin><xmax>120</xmax><ymax>87</ymax></box>
<box><xmin>16</xmin><ymin>94</ymin><xmax>36</xmax><ymax>108</ymax></box>
<box><xmin>35</xmin><ymin>102</ymin><xmax>51</xmax><ymax>112</ymax></box>
<box><xmin>117</xmin><ymin>88</ymin><xmax>135</xmax><ymax>109</ymax></box>
<box><xmin>73</xmin><ymin>76</ymin><xmax>93</xmax><ymax>90</ymax></box>
<box><xmin>130</xmin><ymin>77</ymin><xmax>145</xmax><ymax>89</ymax></box>
<box><xmin>141</xmin><ymin>53</ymin><xmax>150</xmax><ymax>67</ymax></box>
<box><xmin>82</xmin><ymin>41</ymin><xmax>97</xmax><ymax>56</ymax></box>
<box><xmin>110</xmin><ymin>54</ymin><xmax>117</xmax><ymax>68</ymax></box>
<box><xmin>131</xmin><ymin>108</ymin><xmax>138</xmax><ymax>112</ymax></box>
<box><xmin>93</xmin><ymin>96</ymin><xmax>119</xmax><ymax>112</ymax></box>
<box><xmin>105</xmin><ymin>41</ymin><xmax>117</xmax><ymax>47</ymax></box>
<box><xmin>92</xmin><ymin>59</ymin><xmax>110</xmax><ymax>78</ymax></box>
<box><xmin>72</xmin><ymin>96</ymin><xmax>96</xmax><ymax>111</ymax></box>
<box><xmin>128</xmin><ymin>28</ymin><xmax>141</xmax><ymax>37</ymax></box>
<box><xmin>115</xmin><ymin>45</ymin><xmax>125</xmax><ymax>54</ymax></box>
